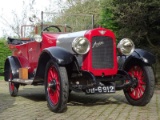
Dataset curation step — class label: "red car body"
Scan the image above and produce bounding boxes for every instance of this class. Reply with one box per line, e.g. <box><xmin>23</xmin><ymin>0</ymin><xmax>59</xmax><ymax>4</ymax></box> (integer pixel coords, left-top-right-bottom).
<box><xmin>9</xmin><ymin>28</ymin><xmax>118</xmax><ymax>77</ymax></box>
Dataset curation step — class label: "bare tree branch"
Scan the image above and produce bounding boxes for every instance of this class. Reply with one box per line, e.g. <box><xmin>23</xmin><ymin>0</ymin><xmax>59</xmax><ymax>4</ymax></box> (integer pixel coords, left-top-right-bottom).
<box><xmin>0</xmin><ymin>0</ymin><xmax>36</xmax><ymax>38</ymax></box>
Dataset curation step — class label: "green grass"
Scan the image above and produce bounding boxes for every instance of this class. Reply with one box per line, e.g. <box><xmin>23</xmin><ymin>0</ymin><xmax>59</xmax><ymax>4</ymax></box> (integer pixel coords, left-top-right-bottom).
<box><xmin>0</xmin><ymin>76</ymin><xmax>4</xmax><ymax>80</ymax></box>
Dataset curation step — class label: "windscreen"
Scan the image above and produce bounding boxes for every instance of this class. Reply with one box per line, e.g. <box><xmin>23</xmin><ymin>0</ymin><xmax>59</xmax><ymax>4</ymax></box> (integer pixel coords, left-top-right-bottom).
<box><xmin>41</xmin><ymin>11</ymin><xmax>94</xmax><ymax>32</ymax></box>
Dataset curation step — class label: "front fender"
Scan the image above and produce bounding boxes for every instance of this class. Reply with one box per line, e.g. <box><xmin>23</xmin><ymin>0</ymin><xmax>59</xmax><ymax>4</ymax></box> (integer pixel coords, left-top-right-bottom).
<box><xmin>4</xmin><ymin>56</ymin><xmax>21</xmax><ymax>81</ymax></box>
<box><xmin>43</xmin><ymin>47</ymin><xmax>74</xmax><ymax>65</ymax></box>
<box><xmin>118</xmin><ymin>49</ymin><xmax>156</xmax><ymax>69</ymax></box>
<box><xmin>34</xmin><ymin>47</ymin><xmax>76</xmax><ymax>83</ymax></box>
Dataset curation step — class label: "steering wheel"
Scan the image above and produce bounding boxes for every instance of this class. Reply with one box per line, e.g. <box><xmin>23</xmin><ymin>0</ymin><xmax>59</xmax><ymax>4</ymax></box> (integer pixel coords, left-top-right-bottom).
<box><xmin>43</xmin><ymin>25</ymin><xmax>61</xmax><ymax>32</ymax></box>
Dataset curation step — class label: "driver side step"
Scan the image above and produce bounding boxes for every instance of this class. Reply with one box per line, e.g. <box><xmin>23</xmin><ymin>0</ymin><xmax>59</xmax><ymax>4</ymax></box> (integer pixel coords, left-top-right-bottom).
<box><xmin>9</xmin><ymin>67</ymin><xmax>33</xmax><ymax>85</ymax></box>
<box><xmin>9</xmin><ymin>79</ymin><xmax>33</xmax><ymax>85</ymax></box>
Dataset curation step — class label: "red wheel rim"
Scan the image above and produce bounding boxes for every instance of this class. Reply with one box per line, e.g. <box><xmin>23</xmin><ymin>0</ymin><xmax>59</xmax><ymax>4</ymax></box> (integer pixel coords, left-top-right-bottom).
<box><xmin>127</xmin><ymin>66</ymin><xmax>146</xmax><ymax>100</ymax></box>
<box><xmin>9</xmin><ymin>82</ymin><xmax>14</xmax><ymax>91</ymax></box>
<box><xmin>9</xmin><ymin>73</ymin><xmax>14</xmax><ymax>91</ymax></box>
<box><xmin>47</xmin><ymin>66</ymin><xmax>60</xmax><ymax>105</ymax></box>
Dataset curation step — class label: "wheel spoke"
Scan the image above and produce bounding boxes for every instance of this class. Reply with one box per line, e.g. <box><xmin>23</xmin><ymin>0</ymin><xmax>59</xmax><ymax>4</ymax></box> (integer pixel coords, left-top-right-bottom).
<box><xmin>48</xmin><ymin>70</ymin><xmax>52</xmax><ymax>82</ymax></box>
<box><xmin>133</xmin><ymin>66</ymin><xmax>138</xmax><ymax>76</ymax></box>
<box><xmin>49</xmin><ymin>68</ymin><xmax>54</xmax><ymax>78</ymax></box>
<box><xmin>53</xmin><ymin>92</ymin><xmax>57</xmax><ymax>104</ymax></box>
<box><xmin>139</xmin><ymin>80</ymin><xmax>145</xmax><ymax>85</ymax></box>
<box><xmin>135</xmin><ymin>88</ymin><xmax>139</xmax><ymax>99</ymax></box>
<box><xmin>10</xmin><ymin>82</ymin><xmax>15</xmax><ymax>91</ymax></box>
<box><xmin>47</xmin><ymin>65</ymin><xmax>60</xmax><ymax>105</ymax></box>
<box><xmin>127</xmin><ymin>65</ymin><xmax>147</xmax><ymax>100</ymax></box>
<box><xmin>130</xmin><ymin>89</ymin><xmax>134</xmax><ymax>97</ymax></box>
<box><xmin>137</xmin><ymin>87</ymin><xmax>142</xmax><ymax>98</ymax></box>
<box><xmin>48</xmin><ymin>87</ymin><xmax>56</xmax><ymax>104</ymax></box>
<box><xmin>57</xmin><ymin>84</ymin><xmax>60</xmax><ymax>91</ymax></box>
<box><xmin>55</xmin><ymin>91</ymin><xmax>59</xmax><ymax>104</ymax></box>
<box><xmin>139</xmin><ymin>85</ymin><xmax>145</xmax><ymax>92</ymax></box>
<box><xmin>140</xmin><ymin>88</ymin><xmax>144</xmax><ymax>96</ymax></box>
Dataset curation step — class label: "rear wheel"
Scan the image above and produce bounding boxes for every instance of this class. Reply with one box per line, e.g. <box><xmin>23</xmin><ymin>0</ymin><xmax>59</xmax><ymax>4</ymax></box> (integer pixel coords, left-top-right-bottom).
<box><xmin>8</xmin><ymin>70</ymin><xmax>19</xmax><ymax>97</ymax></box>
<box><xmin>124</xmin><ymin>62</ymin><xmax>155</xmax><ymax>106</ymax></box>
<box><xmin>45</xmin><ymin>60</ymin><xmax>69</xmax><ymax>113</ymax></box>
<box><xmin>9</xmin><ymin>82</ymin><xmax>19</xmax><ymax>97</ymax></box>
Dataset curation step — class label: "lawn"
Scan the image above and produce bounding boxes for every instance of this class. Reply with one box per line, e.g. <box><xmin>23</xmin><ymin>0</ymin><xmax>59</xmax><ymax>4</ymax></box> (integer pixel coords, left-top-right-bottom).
<box><xmin>0</xmin><ymin>76</ymin><xmax>4</xmax><ymax>80</ymax></box>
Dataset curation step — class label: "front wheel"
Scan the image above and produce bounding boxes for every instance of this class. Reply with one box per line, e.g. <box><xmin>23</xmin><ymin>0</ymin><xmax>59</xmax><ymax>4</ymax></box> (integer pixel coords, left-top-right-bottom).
<box><xmin>124</xmin><ymin>62</ymin><xmax>155</xmax><ymax>106</ymax></box>
<box><xmin>45</xmin><ymin>60</ymin><xmax>69</xmax><ymax>113</ymax></box>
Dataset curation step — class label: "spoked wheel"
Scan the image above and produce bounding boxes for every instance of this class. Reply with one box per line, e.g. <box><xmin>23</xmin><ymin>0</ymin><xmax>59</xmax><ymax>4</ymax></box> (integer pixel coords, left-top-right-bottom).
<box><xmin>45</xmin><ymin>60</ymin><xmax>69</xmax><ymax>113</ymax></box>
<box><xmin>9</xmin><ymin>82</ymin><xmax>19</xmax><ymax>97</ymax></box>
<box><xmin>8</xmin><ymin>71</ymin><xmax>19</xmax><ymax>97</ymax></box>
<box><xmin>124</xmin><ymin>62</ymin><xmax>155</xmax><ymax>106</ymax></box>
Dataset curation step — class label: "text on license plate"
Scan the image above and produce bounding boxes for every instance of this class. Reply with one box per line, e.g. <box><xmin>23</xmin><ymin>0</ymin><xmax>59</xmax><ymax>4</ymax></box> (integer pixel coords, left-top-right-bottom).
<box><xmin>85</xmin><ymin>86</ymin><xmax>115</xmax><ymax>94</ymax></box>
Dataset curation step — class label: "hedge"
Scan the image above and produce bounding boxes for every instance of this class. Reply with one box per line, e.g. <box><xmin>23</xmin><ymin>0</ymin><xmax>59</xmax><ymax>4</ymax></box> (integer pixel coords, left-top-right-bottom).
<box><xmin>0</xmin><ymin>39</ymin><xmax>11</xmax><ymax>75</ymax></box>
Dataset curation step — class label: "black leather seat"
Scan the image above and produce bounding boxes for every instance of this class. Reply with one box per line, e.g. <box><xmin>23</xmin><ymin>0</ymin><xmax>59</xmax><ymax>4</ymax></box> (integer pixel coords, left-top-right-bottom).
<box><xmin>7</xmin><ymin>37</ymin><xmax>32</xmax><ymax>45</ymax></box>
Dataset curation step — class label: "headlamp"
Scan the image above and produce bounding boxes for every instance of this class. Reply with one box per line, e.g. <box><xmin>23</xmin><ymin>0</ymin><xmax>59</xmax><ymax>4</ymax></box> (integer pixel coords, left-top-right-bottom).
<box><xmin>117</xmin><ymin>38</ymin><xmax>135</xmax><ymax>56</ymax></box>
<box><xmin>34</xmin><ymin>34</ymin><xmax>42</xmax><ymax>42</ymax></box>
<box><xmin>72</xmin><ymin>36</ymin><xmax>90</xmax><ymax>55</ymax></box>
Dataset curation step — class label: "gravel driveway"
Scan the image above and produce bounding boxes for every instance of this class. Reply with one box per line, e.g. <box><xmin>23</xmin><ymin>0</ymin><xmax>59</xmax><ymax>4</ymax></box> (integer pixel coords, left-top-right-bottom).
<box><xmin>0</xmin><ymin>81</ymin><xmax>160</xmax><ymax>120</ymax></box>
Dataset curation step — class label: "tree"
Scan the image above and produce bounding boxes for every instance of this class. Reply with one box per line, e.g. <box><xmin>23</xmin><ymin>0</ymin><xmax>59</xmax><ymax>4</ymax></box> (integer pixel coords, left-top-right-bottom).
<box><xmin>0</xmin><ymin>38</ymin><xmax>11</xmax><ymax>75</ymax></box>
<box><xmin>53</xmin><ymin>0</ymin><xmax>104</xmax><ymax>31</ymax></box>
<box><xmin>110</xmin><ymin>0</ymin><xmax>160</xmax><ymax>50</ymax></box>
<box><xmin>99</xmin><ymin>0</ymin><xmax>118</xmax><ymax>35</ymax></box>
<box><xmin>64</xmin><ymin>0</ymin><xmax>117</xmax><ymax>36</ymax></box>
<box><xmin>64</xmin><ymin>0</ymin><xmax>102</xmax><ymax>23</ymax></box>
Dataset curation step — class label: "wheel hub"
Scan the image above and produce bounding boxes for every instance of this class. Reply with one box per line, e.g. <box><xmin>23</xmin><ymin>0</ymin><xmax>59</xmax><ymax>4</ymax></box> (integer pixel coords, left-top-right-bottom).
<box><xmin>132</xmin><ymin>77</ymin><xmax>138</xmax><ymax>87</ymax></box>
<box><xmin>48</xmin><ymin>80</ymin><xmax>57</xmax><ymax>91</ymax></box>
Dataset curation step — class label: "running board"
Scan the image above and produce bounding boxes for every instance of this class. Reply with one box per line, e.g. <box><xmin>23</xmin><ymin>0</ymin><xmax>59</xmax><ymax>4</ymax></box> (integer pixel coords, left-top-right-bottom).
<box><xmin>9</xmin><ymin>79</ymin><xmax>33</xmax><ymax>85</ymax></box>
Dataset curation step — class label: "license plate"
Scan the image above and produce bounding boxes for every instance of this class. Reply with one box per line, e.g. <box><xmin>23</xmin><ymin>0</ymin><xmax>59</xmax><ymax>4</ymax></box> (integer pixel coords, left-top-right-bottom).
<box><xmin>85</xmin><ymin>85</ymin><xmax>115</xmax><ymax>94</ymax></box>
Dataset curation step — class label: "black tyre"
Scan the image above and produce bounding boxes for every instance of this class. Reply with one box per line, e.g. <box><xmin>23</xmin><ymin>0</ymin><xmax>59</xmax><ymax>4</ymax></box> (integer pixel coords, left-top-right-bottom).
<box><xmin>45</xmin><ymin>60</ymin><xmax>69</xmax><ymax>113</ymax></box>
<box><xmin>8</xmin><ymin>69</ymin><xmax>19</xmax><ymax>97</ymax></box>
<box><xmin>124</xmin><ymin>62</ymin><xmax>155</xmax><ymax>106</ymax></box>
<box><xmin>9</xmin><ymin>82</ymin><xmax>19</xmax><ymax>97</ymax></box>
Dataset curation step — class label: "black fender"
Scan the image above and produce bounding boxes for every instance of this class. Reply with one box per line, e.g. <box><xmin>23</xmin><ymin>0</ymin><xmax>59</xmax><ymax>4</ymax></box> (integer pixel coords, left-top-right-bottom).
<box><xmin>44</xmin><ymin>47</ymin><xmax>75</xmax><ymax>65</ymax></box>
<box><xmin>4</xmin><ymin>56</ymin><xmax>21</xmax><ymax>81</ymax></box>
<box><xmin>118</xmin><ymin>49</ymin><xmax>156</xmax><ymax>69</ymax></box>
<box><xmin>34</xmin><ymin>47</ymin><xmax>78</xmax><ymax>83</ymax></box>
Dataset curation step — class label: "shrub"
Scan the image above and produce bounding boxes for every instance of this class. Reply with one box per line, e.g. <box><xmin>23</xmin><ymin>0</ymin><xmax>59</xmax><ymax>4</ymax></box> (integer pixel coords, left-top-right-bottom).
<box><xmin>0</xmin><ymin>38</ymin><xmax>11</xmax><ymax>75</ymax></box>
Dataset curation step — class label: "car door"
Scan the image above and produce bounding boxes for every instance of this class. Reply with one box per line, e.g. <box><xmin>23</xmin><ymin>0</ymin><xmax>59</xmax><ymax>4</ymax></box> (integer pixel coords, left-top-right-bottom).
<box><xmin>27</xmin><ymin>41</ymin><xmax>41</xmax><ymax>72</ymax></box>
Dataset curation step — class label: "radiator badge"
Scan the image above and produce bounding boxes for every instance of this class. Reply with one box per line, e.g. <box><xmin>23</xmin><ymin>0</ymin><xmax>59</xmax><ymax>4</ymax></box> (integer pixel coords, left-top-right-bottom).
<box><xmin>99</xmin><ymin>30</ymin><xmax>106</xmax><ymax>35</ymax></box>
<box><xmin>92</xmin><ymin>41</ymin><xmax>104</xmax><ymax>48</ymax></box>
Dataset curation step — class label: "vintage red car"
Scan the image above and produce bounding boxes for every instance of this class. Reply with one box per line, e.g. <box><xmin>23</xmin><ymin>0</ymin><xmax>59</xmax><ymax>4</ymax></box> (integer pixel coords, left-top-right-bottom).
<box><xmin>4</xmin><ymin>12</ymin><xmax>155</xmax><ymax>113</ymax></box>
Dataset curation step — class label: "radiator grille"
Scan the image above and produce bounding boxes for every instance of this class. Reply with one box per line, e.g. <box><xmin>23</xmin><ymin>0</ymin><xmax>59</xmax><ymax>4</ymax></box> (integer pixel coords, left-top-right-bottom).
<box><xmin>92</xmin><ymin>36</ymin><xmax>114</xmax><ymax>69</ymax></box>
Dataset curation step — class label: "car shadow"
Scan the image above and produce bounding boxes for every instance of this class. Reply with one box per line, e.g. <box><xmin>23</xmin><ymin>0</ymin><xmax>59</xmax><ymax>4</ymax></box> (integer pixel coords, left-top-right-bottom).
<box><xmin>18</xmin><ymin>87</ymin><xmax>46</xmax><ymax>102</ymax></box>
<box><xmin>68</xmin><ymin>91</ymin><xmax>128</xmax><ymax>106</ymax></box>
<box><xmin>0</xmin><ymin>93</ymin><xmax>15</xmax><ymax>113</ymax></box>
<box><xmin>155</xmin><ymin>85</ymin><xmax>160</xmax><ymax>90</ymax></box>
<box><xmin>18</xmin><ymin>87</ymin><xmax>129</xmax><ymax>106</ymax></box>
